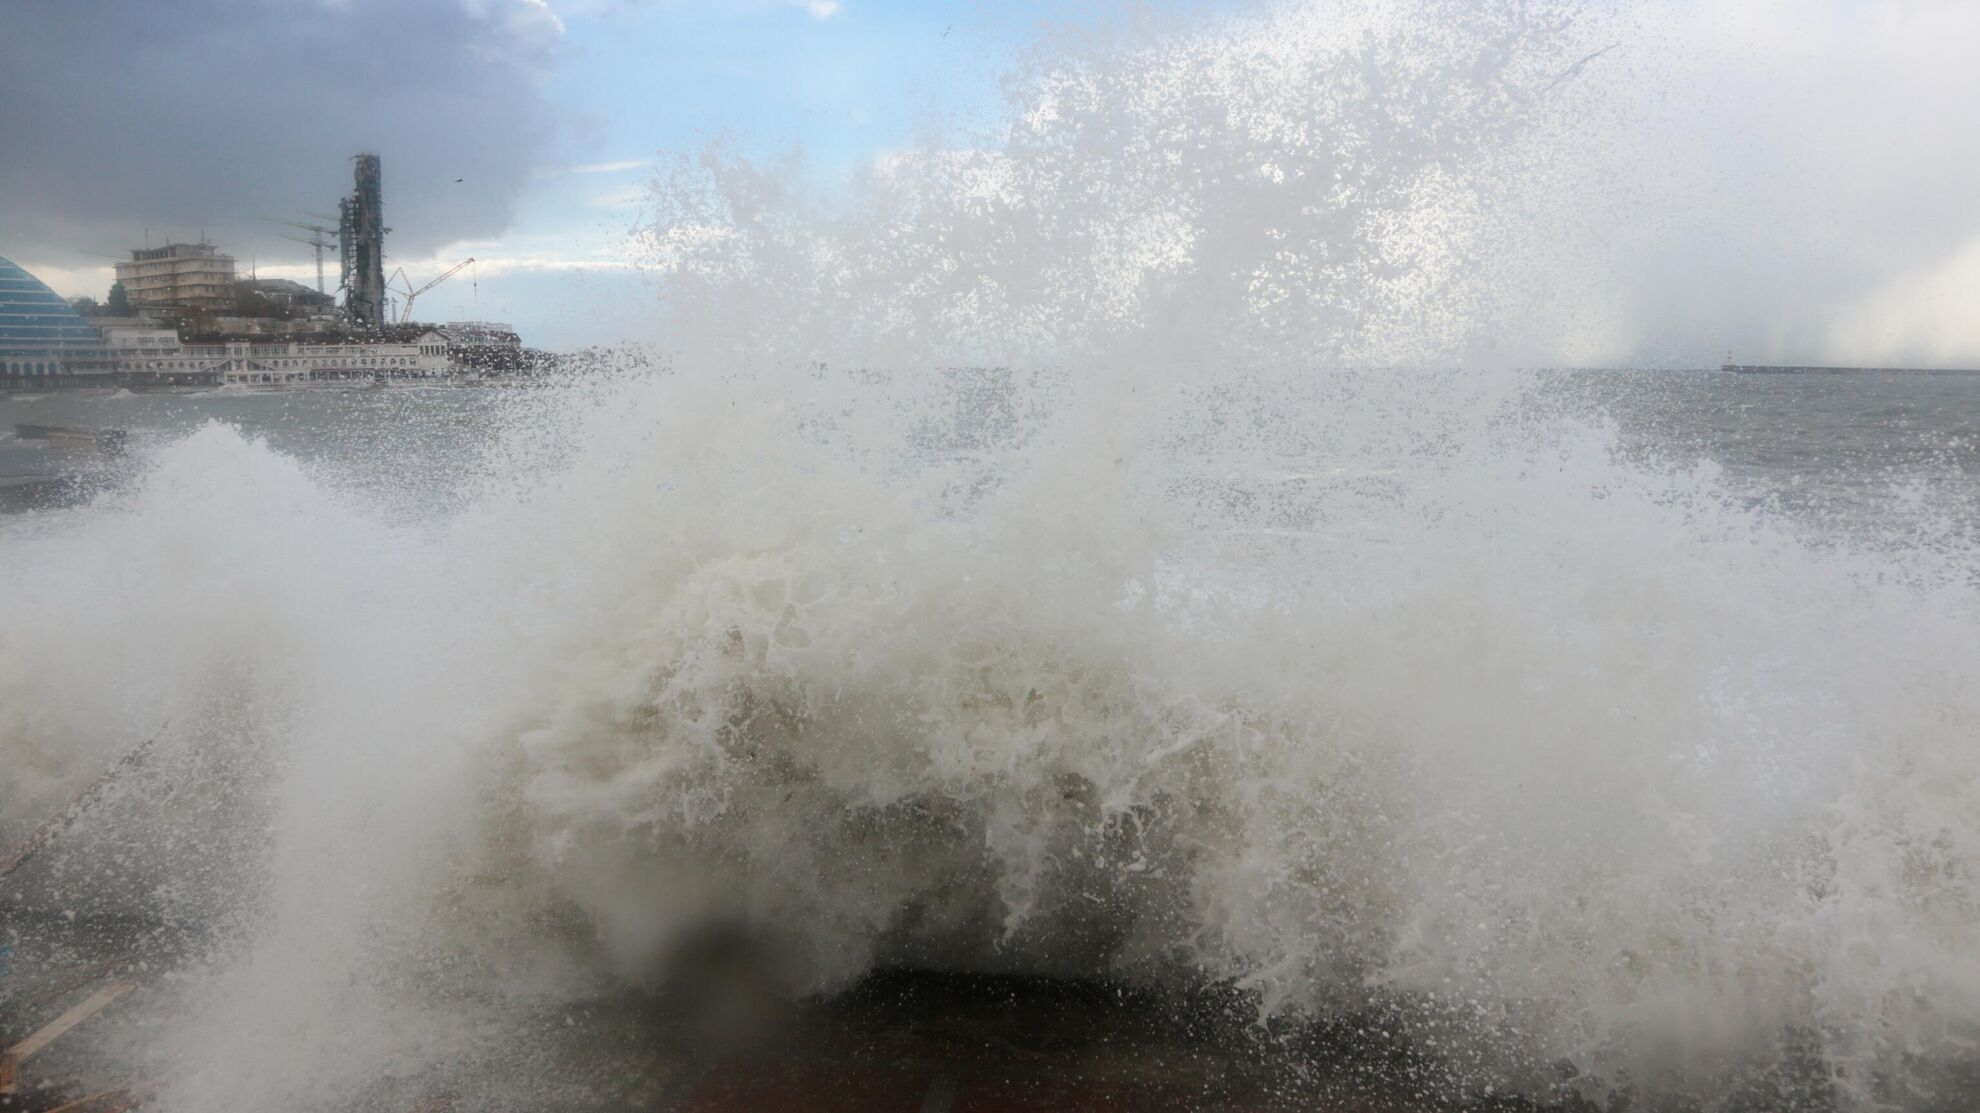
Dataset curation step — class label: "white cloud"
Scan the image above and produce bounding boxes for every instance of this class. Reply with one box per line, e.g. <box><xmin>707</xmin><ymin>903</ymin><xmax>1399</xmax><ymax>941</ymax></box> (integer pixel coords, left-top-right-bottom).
<box><xmin>27</xmin><ymin>263</ymin><xmax>118</xmax><ymax>301</ymax></box>
<box><xmin>799</xmin><ymin>0</ymin><xmax>840</xmax><ymax>19</ymax></box>
<box><xmin>389</xmin><ymin>236</ymin><xmax>646</xmax><ymax>280</ymax></box>
<box><xmin>455</xmin><ymin>255</ymin><xmax>642</xmax><ymax>277</ymax></box>
<box><xmin>484</xmin><ymin>0</ymin><xmax>566</xmax><ymax>36</ymax></box>
<box><xmin>1830</xmin><ymin>235</ymin><xmax>1980</xmax><ymax>369</ymax></box>
<box><xmin>1493</xmin><ymin>0</ymin><xmax>1980</xmax><ymax>367</ymax></box>
<box><xmin>591</xmin><ymin>185</ymin><xmax>649</xmax><ymax>209</ymax></box>
<box><xmin>540</xmin><ymin>158</ymin><xmax>650</xmax><ymax>178</ymax></box>
<box><xmin>578</xmin><ymin>159</ymin><xmax>648</xmax><ymax>174</ymax></box>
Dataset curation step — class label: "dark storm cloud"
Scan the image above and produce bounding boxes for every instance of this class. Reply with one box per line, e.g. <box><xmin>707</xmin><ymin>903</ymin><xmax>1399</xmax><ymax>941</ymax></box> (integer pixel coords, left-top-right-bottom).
<box><xmin>0</xmin><ymin>0</ymin><xmax>561</xmax><ymax>265</ymax></box>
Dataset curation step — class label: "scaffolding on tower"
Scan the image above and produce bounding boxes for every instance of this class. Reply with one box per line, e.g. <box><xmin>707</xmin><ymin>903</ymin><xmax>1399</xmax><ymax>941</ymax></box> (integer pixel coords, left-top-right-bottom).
<box><xmin>337</xmin><ymin>153</ymin><xmax>386</xmax><ymax>328</ymax></box>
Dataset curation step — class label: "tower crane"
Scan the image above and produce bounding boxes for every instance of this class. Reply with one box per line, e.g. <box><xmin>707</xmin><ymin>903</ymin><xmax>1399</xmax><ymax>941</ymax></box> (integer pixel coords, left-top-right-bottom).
<box><xmin>396</xmin><ymin>258</ymin><xmax>475</xmax><ymax>325</ymax></box>
<box><xmin>261</xmin><ymin>215</ymin><xmax>336</xmax><ymax>294</ymax></box>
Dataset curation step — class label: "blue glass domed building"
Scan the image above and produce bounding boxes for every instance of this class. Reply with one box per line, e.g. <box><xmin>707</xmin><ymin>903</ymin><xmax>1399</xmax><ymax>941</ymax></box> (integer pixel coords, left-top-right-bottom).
<box><xmin>1</xmin><ymin>256</ymin><xmax>113</xmax><ymax>384</ymax></box>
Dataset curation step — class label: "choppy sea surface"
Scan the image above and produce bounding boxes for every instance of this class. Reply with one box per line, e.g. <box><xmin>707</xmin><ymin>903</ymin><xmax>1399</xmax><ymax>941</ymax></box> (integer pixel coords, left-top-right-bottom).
<box><xmin>7</xmin><ymin>371</ymin><xmax>1977</xmax><ymax>535</ymax></box>
<box><xmin>3</xmin><ymin>369</ymin><xmax>1979</xmax><ymax>1113</ymax></box>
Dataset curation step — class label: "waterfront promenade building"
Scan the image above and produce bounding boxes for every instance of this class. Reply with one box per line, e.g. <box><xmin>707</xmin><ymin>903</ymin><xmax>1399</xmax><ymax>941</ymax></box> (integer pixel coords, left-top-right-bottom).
<box><xmin>115</xmin><ymin>331</ymin><xmax>454</xmax><ymax>386</ymax></box>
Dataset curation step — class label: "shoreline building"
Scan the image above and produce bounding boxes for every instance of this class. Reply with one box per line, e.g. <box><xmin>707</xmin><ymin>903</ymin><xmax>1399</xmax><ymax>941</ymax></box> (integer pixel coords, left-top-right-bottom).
<box><xmin>2</xmin><ymin>257</ymin><xmax>540</xmax><ymax>390</ymax></box>
<box><xmin>114</xmin><ymin>329</ymin><xmax>455</xmax><ymax>387</ymax></box>
<box><xmin>113</xmin><ymin>241</ymin><xmax>237</xmax><ymax>313</ymax></box>
<box><xmin>1</xmin><ymin>255</ymin><xmax>116</xmax><ymax>385</ymax></box>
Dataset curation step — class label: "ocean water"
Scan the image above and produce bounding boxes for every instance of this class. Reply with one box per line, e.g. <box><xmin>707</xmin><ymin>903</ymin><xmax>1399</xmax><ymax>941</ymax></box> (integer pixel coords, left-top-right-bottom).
<box><xmin>7</xmin><ymin>369</ymin><xmax>1978</xmax><ymax>539</ymax></box>
<box><xmin>5</xmin><ymin>1</ymin><xmax>1980</xmax><ymax>1110</ymax></box>
<box><xmin>4</xmin><ymin>369</ymin><xmax>1977</xmax><ymax>1111</ymax></box>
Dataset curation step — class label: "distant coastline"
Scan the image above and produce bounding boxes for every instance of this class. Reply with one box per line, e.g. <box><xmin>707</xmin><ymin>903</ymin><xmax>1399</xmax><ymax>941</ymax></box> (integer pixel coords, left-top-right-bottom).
<box><xmin>1723</xmin><ymin>363</ymin><xmax>1980</xmax><ymax>376</ymax></box>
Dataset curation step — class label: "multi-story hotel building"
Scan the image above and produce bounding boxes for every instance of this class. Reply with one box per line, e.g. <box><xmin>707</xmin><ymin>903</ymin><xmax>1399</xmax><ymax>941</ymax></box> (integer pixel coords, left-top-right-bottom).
<box><xmin>113</xmin><ymin>242</ymin><xmax>238</xmax><ymax>312</ymax></box>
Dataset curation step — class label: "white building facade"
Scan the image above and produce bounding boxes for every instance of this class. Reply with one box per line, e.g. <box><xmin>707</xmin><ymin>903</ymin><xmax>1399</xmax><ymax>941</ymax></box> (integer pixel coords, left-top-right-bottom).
<box><xmin>113</xmin><ymin>331</ymin><xmax>453</xmax><ymax>386</ymax></box>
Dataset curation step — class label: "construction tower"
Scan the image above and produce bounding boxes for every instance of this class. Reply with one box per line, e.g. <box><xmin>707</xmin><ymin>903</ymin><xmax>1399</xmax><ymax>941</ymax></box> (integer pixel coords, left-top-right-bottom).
<box><xmin>338</xmin><ymin>153</ymin><xmax>386</xmax><ymax>328</ymax></box>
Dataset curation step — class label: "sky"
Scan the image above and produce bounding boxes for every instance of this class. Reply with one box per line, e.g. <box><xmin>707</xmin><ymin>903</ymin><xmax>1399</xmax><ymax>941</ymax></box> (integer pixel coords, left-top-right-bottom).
<box><xmin>3</xmin><ymin>0</ymin><xmax>1979</xmax><ymax>364</ymax></box>
<box><xmin>1</xmin><ymin>0</ymin><xmax>1063</xmax><ymax>350</ymax></box>
<box><xmin>0</xmin><ymin>0</ymin><xmax>1100</xmax><ymax>350</ymax></box>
